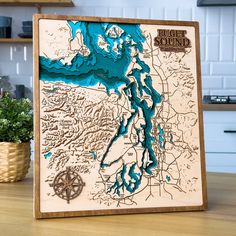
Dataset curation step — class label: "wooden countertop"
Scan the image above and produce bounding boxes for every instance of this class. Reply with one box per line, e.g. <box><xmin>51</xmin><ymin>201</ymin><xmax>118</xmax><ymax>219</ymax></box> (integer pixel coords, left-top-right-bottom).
<box><xmin>203</xmin><ymin>104</ymin><xmax>236</xmax><ymax>111</ymax></box>
<box><xmin>0</xmin><ymin>167</ymin><xmax>236</xmax><ymax>236</ymax></box>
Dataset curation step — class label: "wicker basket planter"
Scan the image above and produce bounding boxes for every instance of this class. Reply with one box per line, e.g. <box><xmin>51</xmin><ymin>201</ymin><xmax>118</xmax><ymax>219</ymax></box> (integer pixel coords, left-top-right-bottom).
<box><xmin>0</xmin><ymin>142</ymin><xmax>31</xmax><ymax>182</ymax></box>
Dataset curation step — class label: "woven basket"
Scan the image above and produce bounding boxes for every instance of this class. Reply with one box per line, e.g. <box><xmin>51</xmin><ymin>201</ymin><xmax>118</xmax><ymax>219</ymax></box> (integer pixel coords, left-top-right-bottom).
<box><xmin>0</xmin><ymin>142</ymin><xmax>31</xmax><ymax>182</ymax></box>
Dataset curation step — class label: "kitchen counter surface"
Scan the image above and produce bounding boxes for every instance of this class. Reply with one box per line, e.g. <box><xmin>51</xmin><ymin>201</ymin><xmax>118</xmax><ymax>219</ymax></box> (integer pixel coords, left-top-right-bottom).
<box><xmin>203</xmin><ymin>103</ymin><xmax>236</xmax><ymax>111</ymax></box>
<box><xmin>0</xmin><ymin>167</ymin><xmax>236</xmax><ymax>236</ymax></box>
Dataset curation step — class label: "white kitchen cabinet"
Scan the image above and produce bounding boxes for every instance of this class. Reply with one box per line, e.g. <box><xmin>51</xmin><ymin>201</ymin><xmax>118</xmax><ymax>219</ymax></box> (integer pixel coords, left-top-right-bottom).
<box><xmin>204</xmin><ymin>111</ymin><xmax>236</xmax><ymax>173</ymax></box>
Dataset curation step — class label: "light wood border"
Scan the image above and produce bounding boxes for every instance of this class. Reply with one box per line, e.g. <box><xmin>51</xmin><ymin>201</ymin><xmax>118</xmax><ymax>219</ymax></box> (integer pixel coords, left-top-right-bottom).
<box><xmin>0</xmin><ymin>0</ymin><xmax>74</xmax><ymax>6</ymax></box>
<box><xmin>0</xmin><ymin>38</ymin><xmax>32</xmax><ymax>44</ymax></box>
<box><xmin>33</xmin><ymin>14</ymin><xmax>207</xmax><ymax>219</ymax></box>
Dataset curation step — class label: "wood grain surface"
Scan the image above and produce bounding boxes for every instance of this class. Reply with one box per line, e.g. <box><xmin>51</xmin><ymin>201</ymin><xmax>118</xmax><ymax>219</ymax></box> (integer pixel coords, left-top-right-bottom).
<box><xmin>0</xmin><ymin>38</ymin><xmax>32</xmax><ymax>44</ymax></box>
<box><xmin>0</xmin><ymin>168</ymin><xmax>235</xmax><ymax>236</ymax></box>
<box><xmin>203</xmin><ymin>104</ymin><xmax>236</xmax><ymax>111</ymax></box>
<box><xmin>33</xmin><ymin>14</ymin><xmax>207</xmax><ymax>218</ymax></box>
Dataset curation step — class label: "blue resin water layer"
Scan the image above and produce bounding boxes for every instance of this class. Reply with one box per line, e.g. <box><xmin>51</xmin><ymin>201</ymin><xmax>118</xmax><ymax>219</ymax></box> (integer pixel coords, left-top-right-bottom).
<box><xmin>39</xmin><ymin>21</ymin><xmax>162</xmax><ymax>196</ymax></box>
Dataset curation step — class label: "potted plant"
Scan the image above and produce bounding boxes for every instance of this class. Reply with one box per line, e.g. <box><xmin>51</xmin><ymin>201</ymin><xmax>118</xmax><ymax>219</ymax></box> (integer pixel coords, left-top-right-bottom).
<box><xmin>0</xmin><ymin>94</ymin><xmax>33</xmax><ymax>182</ymax></box>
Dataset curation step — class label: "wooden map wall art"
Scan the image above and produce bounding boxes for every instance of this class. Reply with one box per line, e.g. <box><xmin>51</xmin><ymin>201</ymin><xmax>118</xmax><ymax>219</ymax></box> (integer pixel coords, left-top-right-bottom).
<box><xmin>34</xmin><ymin>14</ymin><xmax>207</xmax><ymax>219</ymax></box>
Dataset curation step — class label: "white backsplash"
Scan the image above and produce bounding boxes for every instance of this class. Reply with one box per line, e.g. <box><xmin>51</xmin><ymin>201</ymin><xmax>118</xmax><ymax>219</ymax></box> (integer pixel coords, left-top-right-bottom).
<box><xmin>0</xmin><ymin>0</ymin><xmax>236</xmax><ymax>97</ymax></box>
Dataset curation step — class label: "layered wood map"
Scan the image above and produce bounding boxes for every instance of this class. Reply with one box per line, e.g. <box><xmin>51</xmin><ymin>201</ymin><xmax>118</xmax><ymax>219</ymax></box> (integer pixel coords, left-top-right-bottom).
<box><xmin>34</xmin><ymin>15</ymin><xmax>207</xmax><ymax>218</ymax></box>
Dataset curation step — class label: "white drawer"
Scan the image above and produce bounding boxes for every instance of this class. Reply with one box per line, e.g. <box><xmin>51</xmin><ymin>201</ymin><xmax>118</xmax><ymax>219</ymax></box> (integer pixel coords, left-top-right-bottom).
<box><xmin>204</xmin><ymin>111</ymin><xmax>236</xmax><ymax>124</ymax></box>
<box><xmin>204</xmin><ymin>123</ymin><xmax>236</xmax><ymax>153</ymax></box>
<box><xmin>204</xmin><ymin>111</ymin><xmax>236</xmax><ymax>153</ymax></box>
<box><xmin>206</xmin><ymin>153</ymin><xmax>236</xmax><ymax>173</ymax></box>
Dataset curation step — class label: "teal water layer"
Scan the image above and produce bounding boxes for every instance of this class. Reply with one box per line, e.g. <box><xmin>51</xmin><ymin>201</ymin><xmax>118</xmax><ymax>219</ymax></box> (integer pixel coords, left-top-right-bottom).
<box><xmin>44</xmin><ymin>151</ymin><xmax>52</xmax><ymax>159</ymax></box>
<box><xmin>90</xmin><ymin>151</ymin><xmax>97</xmax><ymax>160</ymax></box>
<box><xmin>40</xmin><ymin>21</ymin><xmax>163</xmax><ymax>196</ymax></box>
<box><xmin>158</xmin><ymin>124</ymin><xmax>165</xmax><ymax>149</ymax></box>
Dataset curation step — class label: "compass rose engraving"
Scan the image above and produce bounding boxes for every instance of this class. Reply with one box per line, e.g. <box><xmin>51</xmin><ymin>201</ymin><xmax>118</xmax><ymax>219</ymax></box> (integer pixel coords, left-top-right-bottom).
<box><xmin>50</xmin><ymin>167</ymin><xmax>85</xmax><ymax>204</ymax></box>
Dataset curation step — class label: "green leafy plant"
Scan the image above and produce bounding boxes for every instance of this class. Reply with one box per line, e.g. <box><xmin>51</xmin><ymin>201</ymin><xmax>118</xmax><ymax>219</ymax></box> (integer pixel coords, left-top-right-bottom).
<box><xmin>0</xmin><ymin>94</ymin><xmax>33</xmax><ymax>143</ymax></box>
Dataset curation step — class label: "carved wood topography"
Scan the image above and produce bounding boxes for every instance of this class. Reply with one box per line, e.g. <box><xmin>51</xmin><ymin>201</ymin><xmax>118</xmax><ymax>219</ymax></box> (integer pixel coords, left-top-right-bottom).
<box><xmin>34</xmin><ymin>14</ymin><xmax>207</xmax><ymax>219</ymax></box>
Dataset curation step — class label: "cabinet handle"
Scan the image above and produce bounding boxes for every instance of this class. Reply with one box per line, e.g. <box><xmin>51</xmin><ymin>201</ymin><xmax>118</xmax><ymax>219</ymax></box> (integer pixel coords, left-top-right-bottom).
<box><xmin>224</xmin><ymin>130</ymin><xmax>236</xmax><ymax>133</ymax></box>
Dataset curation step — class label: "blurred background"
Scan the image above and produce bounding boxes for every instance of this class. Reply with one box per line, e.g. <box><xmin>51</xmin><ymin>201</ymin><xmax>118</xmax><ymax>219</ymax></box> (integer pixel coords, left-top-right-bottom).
<box><xmin>0</xmin><ymin>0</ymin><xmax>235</xmax><ymax>173</ymax></box>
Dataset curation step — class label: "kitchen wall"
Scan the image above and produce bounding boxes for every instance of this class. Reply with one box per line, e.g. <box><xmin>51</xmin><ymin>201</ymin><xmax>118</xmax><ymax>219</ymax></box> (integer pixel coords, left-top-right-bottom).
<box><xmin>0</xmin><ymin>0</ymin><xmax>236</xmax><ymax>98</ymax></box>
<box><xmin>0</xmin><ymin>0</ymin><xmax>236</xmax><ymax>97</ymax></box>
<box><xmin>0</xmin><ymin>0</ymin><xmax>236</xmax><ymax>172</ymax></box>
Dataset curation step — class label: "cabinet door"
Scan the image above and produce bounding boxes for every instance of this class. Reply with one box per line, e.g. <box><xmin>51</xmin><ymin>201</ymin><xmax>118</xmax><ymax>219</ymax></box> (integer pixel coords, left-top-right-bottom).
<box><xmin>204</xmin><ymin>111</ymin><xmax>236</xmax><ymax>173</ymax></box>
<box><xmin>206</xmin><ymin>153</ymin><xmax>236</xmax><ymax>173</ymax></box>
<box><xmin>204</xmin><ymin>111</ymin><xmax>236</xmax><ymax>153</ymax></box>
<box><xmin>204</xmin><ymin>123</ymin><xmax>236</xmax><ymax>153</ymax></box>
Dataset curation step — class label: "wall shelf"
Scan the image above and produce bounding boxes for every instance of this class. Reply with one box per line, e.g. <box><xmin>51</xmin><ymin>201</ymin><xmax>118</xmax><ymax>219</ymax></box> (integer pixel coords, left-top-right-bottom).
<box><xmin>203</xmin><ymin>104</ymin><xmax>236</xmax><ymax>111</ymax></box>
<box><xmin>0</xmin><ymin>0</ymin><xmax>74</xmax><ymax>7</ymax></box>
<box><xmin>197</xmin><ymin>0</ymin><xmax>236</xmax><ymax>6</ymax></box>
<box><xmin>0</xmin><ymin>38</ymin><xmax>32</xmax><ymax>43</ymax></box>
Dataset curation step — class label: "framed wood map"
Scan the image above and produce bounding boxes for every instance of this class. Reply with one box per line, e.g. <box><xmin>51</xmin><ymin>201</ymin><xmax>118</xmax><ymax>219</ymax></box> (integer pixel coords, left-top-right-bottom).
<box><xmin>34</xmin><ymin>14</ymin><xmax>207</xmax><ymax>219</ymax></box>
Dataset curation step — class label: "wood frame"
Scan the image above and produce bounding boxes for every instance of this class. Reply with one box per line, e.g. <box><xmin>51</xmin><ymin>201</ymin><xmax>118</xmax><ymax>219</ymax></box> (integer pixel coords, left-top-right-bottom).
<box><xmin>34</xmin><ymin>14</ymin><xmax>207</xmax><ymax>219</ymax></box>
